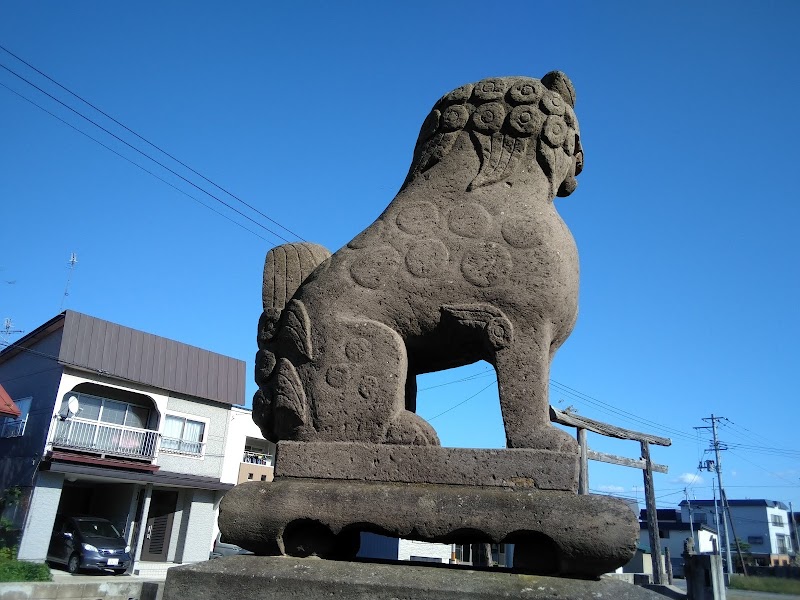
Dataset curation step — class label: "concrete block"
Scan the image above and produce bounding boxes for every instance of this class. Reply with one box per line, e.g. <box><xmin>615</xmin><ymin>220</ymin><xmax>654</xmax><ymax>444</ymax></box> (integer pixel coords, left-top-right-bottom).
<box><xmin>275</xmin><ymin>441</ymin><xmax>578</xmax><ymax>490</ymax></box>
<box><xmin>163</xmin><ymin>555</ymin><xmax>667</xmax><ymax>600</ymax></box>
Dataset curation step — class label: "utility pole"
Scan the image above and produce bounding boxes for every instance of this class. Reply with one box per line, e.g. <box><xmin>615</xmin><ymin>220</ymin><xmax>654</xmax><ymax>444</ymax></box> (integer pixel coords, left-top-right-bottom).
<box><xmin>685</xmin><ymin>488</ymin><xmax>696</xmax><ymax>548</ymax></box>
<box><xmin>790</xmin><ymin>502</ymin><xmax>800</xmax><ymax>565</ymax></box>
<box><xmin>697</xmin><ymin>415</ymin><xmax>733</xmax><ymax>578</ymax></box>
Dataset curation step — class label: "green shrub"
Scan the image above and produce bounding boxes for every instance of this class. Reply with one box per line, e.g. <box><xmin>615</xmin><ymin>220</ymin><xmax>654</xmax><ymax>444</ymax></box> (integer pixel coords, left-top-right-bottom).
<box><xmin>730</xmin><ymin>575</ymin><xmax>800</xmax><ymax>595</ymax></box>
<box><xmin>0</xmin><ymin>547</ymin><xmax>52</xmax><ymax>582</ymax></box>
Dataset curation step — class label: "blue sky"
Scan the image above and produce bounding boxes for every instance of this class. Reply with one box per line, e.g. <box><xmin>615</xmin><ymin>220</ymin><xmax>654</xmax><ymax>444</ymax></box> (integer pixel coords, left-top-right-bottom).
<box><xmin>1</xmin><ymin>2</ymin><xmax>798</xmax><ymax>512</ymax></box>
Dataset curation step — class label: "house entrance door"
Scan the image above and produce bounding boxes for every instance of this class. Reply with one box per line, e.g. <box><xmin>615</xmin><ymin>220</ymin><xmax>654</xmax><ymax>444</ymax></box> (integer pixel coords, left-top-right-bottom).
<box><xmin>140</xmin><ymin>490</ymin><xmax>178</xmax><ymax>561</ymax></box>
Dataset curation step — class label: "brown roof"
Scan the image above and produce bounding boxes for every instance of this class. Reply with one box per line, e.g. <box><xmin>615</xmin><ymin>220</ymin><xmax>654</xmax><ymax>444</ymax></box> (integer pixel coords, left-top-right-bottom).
<box><xmin>0</xmin><ymin>383</ymin><xmax>21</xmax><ymax>418</ymax></box>
<box><xmin>0</xmin><ymin>311</ymin><xmax>246</xmax><ymax>406</ymax></box>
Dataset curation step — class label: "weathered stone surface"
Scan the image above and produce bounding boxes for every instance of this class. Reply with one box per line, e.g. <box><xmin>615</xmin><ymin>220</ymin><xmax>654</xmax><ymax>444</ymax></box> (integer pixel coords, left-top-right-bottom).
<box><xmin>274</xmin><ymin>441</ymin><xmax>579</xmax><ymax>490</ymax></box>
<box><xmin>252</xmin><ymin>72</ymin><xmax>584</xmax><ymax>452</ymax></box>
<box><xmin>220</xmin><ymin>478</ymin><xmax>637</xmax><ymax>577</ymax></box>
<box><xmin>163</xmin><ymin>556</ymin><xmax>665</xmax><ymax>600</ymax></box>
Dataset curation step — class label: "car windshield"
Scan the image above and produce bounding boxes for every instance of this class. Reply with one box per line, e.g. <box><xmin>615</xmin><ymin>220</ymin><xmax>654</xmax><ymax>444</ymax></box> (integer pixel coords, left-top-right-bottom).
<box><xmin>77</xmin><ymin>520</ymin><xmax>120</xmax><ymax>538</ymax></box>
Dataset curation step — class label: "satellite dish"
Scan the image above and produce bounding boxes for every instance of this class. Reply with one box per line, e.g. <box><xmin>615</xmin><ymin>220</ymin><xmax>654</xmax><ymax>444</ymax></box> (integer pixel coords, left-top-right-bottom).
<box><xmin>67</xmin><ymin>396</ymin><xmax>80</xmax><ymax>416</ymax></box>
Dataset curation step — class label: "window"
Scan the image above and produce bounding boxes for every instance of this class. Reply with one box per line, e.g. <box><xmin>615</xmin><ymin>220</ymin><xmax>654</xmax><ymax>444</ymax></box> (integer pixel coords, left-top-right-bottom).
<box><xmin>776</xmin><ymin>534</ymin><xmax>790</xmax><ymax>554</ymax></box>
<box><xmin>61</xmin><ymin>391</ymin><xmax>150</xmax><ymax>429</ymax></box>
<box><xmin>748</xmin><ymin>536</ymin><xmax>764</xmax><ymax>545</ymax></box>
<box><xmin>771</xmin><ymin>514</ymin><xmax>785</xmax><ymax>527</ymax></box>
<box><xmin>161</xmin><ymin>414</ymin><xmax>206</xmax><ymax>456</ymax></box>
<box><xmin>0</xmin><ymin>397</ymin><xmax>31</xmax><ymax>438</ymax></box>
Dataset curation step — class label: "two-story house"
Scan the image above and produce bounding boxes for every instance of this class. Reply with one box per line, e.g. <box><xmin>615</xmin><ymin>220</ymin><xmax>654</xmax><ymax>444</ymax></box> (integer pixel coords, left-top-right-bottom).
<box><xmin>0</xmin><ymin>310</ymin><xmax>246</xmax><ymax>576</ymax></box>
<box><xmin>679</xmin><ymin>499</ymin><xmax>794</xmax><ymax>566</ymax></box>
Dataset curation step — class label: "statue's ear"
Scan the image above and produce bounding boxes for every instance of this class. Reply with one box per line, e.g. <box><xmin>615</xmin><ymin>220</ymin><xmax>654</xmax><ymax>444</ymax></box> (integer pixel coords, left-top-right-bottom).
<box><xmin>541</xmin><ymin>71</ymin><xmax>576</xmax><ymax>108</ymax></box>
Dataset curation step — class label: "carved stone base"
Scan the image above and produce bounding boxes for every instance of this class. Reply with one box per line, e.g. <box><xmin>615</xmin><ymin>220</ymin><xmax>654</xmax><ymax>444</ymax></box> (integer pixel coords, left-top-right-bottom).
<box><xmin>220</xmin><ymin>478</ymin><xmax>637</xmax><ymax>578</ymax></box>
<box><xmin>275</xmin><ymin>441</ymin><xmax>579</xmax><ymax>490</ymax></box>
<box><xmin>163</xmin><ymin>556</ymin><xmax>666</xmax><ymax>600</ymax></box>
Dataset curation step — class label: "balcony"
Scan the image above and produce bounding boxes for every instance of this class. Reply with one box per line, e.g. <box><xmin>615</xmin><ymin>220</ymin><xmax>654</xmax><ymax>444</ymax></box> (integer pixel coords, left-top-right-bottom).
<box><xmin>0</xmin><ymin>416</ymin><xmax>27</xmax><ymax>438</ymax></box>
<box><xmin>51</xmin><ymin>416</ymin><xmax>159</xmax><ymax>460</ymax></box>
<box><xmin>242</xmin><ymin>450</ymin><xmax>273</xmax><ymax>466</ymax></box>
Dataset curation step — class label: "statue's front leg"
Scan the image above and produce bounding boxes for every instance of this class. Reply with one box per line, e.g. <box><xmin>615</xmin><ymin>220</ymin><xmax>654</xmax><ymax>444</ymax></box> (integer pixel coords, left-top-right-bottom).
<box><xmin>493</xmin><ymin>327</ymin><xmax>577</xmax><ymax>453</ymax></box>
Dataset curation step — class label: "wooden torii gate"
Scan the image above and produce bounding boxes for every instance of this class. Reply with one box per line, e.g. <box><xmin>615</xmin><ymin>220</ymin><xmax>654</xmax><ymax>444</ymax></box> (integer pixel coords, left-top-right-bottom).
<box><xmin>550</xmin><ymin>407</ymin><xmax>672</xmax><ymax>584</ymax></box>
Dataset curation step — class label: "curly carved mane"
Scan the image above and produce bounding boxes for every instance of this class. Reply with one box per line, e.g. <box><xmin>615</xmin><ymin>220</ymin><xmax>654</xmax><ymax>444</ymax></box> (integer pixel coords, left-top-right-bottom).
<box><xmin>403</xmin><ymin>71</ymin><xmax>583</xmax><ymax>198</ymax></box>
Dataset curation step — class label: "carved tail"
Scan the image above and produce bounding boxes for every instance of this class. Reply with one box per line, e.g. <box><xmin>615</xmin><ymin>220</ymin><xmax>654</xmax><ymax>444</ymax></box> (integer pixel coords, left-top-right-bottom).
<box><xmin>254</xmin><ymin>242</ymin><xmax>331</xmax><ymax>442</ymax></box>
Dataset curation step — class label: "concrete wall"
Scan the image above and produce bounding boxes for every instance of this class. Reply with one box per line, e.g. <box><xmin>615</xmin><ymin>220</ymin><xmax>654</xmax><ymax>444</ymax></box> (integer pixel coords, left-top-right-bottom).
<box><xmin>0</xmin><ymin>580</ymin><xmax>161</xmax><ymax>600</ymax></box>
<box><xmin>220</xmin><ymin>407</ymin><xmax>275</xmax><ymax>485</ymax></box>
<box><xmin>175</xmin><ymin>488</ymin><xmax>217</xmax><ymax>563</ymax></box>
<box><xmin>17</xmin><ymin>470</ymin><xmax>64</xmax><ymax>561</ymax></box>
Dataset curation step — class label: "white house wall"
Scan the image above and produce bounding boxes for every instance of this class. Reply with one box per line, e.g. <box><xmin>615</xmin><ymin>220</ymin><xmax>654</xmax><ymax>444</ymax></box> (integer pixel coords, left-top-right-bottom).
<box><xmin>221</xmin><ymin>407</ymin><xmax>272</xmax><ymax>485</ymax></box>
<box><xmin>397</xmin><ymin>539</ymin><xmax>452</xmax><ymax>563</ymax></box>
<box><xmin>765</xmin><ymin>505</ymin><xmax>793</xmax><ymax>554</ymax></box>
<box><xmin>697</xmin><ymin>529</ymin><xmax>717</xmax><ymax>554</ymax></box>
<box><xmin>157</xmin><ymin>396</ymin><xmax>230</xmax><ymax>479</ymax></box>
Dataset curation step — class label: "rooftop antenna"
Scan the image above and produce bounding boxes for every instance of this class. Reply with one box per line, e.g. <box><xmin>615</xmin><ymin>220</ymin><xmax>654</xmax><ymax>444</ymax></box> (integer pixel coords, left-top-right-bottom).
<box><xmin>1</xmin><ymin>317</ymin><xmax>24</xmax><ymax>346</ymax></box>
<box><xmin>60</xmin><ymin>252</ymin><xmax>78</xmax><ymax>311</ymax></box>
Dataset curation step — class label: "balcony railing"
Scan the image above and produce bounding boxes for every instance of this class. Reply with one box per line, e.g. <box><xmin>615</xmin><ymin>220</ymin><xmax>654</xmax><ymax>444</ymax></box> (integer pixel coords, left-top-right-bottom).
<box><xmin>0</xmin><ymin>416</ymin><xmax>27</xmax><ymax>439</ymax></box>
<box><xmin>51</xmin><ymin>416</ymin><xmax>159</xmax><ymax>460</ymax></box>
<box><xmin>242</xmin><ymin>450</ymin><xmax>273</xmax><ymax>466</ymax></box>
<box><xmin>160</xmin><ymin>437</ymin><xmax>206</xmax><ymax>457</ymax></box>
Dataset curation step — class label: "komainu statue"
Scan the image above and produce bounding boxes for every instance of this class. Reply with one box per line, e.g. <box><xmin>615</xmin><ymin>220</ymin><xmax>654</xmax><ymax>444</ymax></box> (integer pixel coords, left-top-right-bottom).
<box><xmin>218</xmin><ymin>72</ymin><xmax>640</xmax><ymax>579</ymax></box>
<box><xmin>254</xmin><ymin>71</ymin><xmax>583</xmax><ymax>452</ymax></box>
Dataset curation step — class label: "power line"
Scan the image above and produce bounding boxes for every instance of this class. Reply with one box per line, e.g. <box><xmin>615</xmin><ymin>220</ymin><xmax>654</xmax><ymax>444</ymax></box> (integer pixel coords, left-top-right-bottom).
<box><xmin>0</xmin><ymin>43</ymin><xmax>305</xmax><ymax>243</ymax></box>
<box><xmin>425</xmin><ymin>380</ymin><xmax>497</xmax><ymax>421</ymax></box>
<box><xmin>0</xmin><ymin>59</ymin><xmax>293</xmax><ymax>244</ymax></box>
<box><xmin>418</xmin><ymin>368</ymin><xmax>494</xmax><ymax>392</ymax></box>
<box><xmin>0</xmin><ymin>80</ymin><xmax>273</xmax><ymax>244</ymax></box>
<box><xmin>550</xmin><ymin>379</ymin><xmax>697</xmax><ymax>443</ymax></box>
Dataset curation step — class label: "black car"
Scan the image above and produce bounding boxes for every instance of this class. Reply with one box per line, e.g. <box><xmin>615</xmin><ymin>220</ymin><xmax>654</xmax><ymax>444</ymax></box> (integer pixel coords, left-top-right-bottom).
<box><xmin>47</xmin><ymin>516</ymin><xmax>132</xmax><ymax>574</ymax></box>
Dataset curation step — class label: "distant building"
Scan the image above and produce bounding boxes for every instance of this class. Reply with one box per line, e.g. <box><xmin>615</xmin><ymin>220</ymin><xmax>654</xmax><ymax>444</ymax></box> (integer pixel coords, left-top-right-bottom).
<box><xmin>0</xmin><ymin>311</ymin><xmax>249</xmax><ymax>576</ymax></box>
<box><xmin>679</xmin><ymin>499</ymin><xmax>794</xmax><ymax>566</ymax></box>
<box><xmin>637</xmin><ymin>508</ymin><xmax>718</xmax><ymax>577</ymax></box>
<box><xmin>358</xmin><ymin>535</ymin><xmax>510</xmax><ymax>567</ymax></box>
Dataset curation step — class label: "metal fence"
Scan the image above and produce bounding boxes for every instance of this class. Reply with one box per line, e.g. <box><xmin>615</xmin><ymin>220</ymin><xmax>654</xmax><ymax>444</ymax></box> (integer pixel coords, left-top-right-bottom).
<box><xmin>52</xmin><ymin>416</ymin><xmax>159</xmax><ymax>460</ymax></box>
<box><xmin>0</xmin><ymin>416</ymin><xmax>27</xmax><ymax>438</ymax></box>
<box><xmin>242</xmin><ymin>450</ymin><xmax>273</xmax><ymax>465</ymax></box>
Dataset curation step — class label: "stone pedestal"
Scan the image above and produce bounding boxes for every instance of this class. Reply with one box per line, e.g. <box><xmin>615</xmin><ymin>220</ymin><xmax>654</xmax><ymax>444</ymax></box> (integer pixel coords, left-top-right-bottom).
<box><xmin>220</xmin><ymin>477</ymin><xmax>638</xmax><ymax>578</ymax></box>
<box><xmin>163</xmin><ymin>556</ymin><xmax>667</xmax><ymax>600</ymax></box>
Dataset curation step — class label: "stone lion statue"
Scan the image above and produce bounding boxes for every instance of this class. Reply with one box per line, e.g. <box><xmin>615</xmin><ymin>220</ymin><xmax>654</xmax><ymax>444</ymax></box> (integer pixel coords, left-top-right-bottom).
<box><xmin>253</xmin><ymin>71</ymin><xmax>583</xmax><ymax>451</ymax></box>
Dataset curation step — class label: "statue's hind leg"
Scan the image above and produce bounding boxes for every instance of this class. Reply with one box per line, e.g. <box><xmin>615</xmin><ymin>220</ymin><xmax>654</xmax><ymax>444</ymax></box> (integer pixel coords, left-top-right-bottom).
<box><xmin>309</xmin><ymin>317</ymin><xmax>438</xmax><ymax>445</ymax></box>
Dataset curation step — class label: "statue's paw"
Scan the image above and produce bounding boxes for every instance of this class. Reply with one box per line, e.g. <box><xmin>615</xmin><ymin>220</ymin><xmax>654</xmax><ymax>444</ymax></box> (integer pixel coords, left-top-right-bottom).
<box><xmin>386</xmin><ymin>411</ymin><xmax>440</xmax><ymax>446</ymax></box>
<box><xmin>508</xmin><ymin>426</ymin><xmax>578</xmax><ymax>454</ymax></box>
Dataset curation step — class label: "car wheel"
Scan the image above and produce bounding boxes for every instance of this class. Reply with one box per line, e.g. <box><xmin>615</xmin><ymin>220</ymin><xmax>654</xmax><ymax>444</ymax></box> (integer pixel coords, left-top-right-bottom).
<box><xmin>67</xmin><ymin>553</ymin><xmax>81</xmax><ymax>574</ymax></box>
